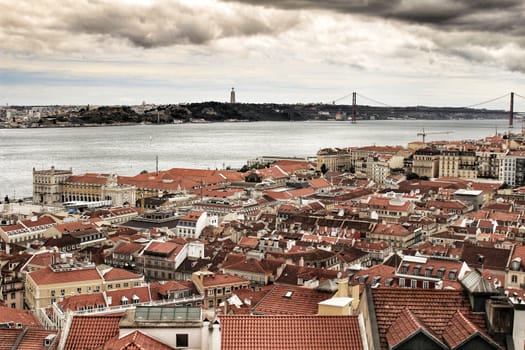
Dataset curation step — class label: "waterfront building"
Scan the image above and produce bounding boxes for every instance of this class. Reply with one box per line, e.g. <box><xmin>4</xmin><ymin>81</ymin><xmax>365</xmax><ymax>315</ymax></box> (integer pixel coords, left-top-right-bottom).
<box><xmin>316</xmin><ymin>148</ymin><xmax>352</xmax><ymax>172</ymax></box>
<box><xmin>63</xmin><ymin>173</ymin><xmax>136</xmax><ymax>207</ymax></box>
<box><xmin>32</xmin><ymin>166</ymin><xmax>73</xmax><ymax>205</ymax></box>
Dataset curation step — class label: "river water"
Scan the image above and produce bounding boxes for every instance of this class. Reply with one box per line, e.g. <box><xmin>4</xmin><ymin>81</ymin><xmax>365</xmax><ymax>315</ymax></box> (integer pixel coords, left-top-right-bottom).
<box><xmin>0</xmin><ymin>119</ymin><xmax>515</xmax><ymax>198</ymax></box>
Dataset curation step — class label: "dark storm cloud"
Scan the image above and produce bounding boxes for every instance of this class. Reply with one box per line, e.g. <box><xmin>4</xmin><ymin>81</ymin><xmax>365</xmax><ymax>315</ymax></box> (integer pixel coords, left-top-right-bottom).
<box><xmin>223</xmin><ymin>0</ymin><xmax>523</xmax><ymax>30</ymax></box>
<box><xmin>225</xmin><ymin>0</ymin><xmax>525</xmax><ymax>72</ymax></box>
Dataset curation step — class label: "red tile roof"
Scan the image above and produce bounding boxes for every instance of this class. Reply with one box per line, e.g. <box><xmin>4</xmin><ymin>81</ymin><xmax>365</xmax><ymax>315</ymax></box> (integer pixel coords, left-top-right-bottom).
<box><xmin>442</xmin><ymin>311</ymin><xmax>503</xmax><ymax>350</ymax></box>
<box><xmin>112</xmin><ymin>241</ymin><xmax>145</xmax><ymax>255</ymax></box>
<box><xmin>200</xmin><ymin>273</ymin><xmax>249</xmax><ymax>287</ymax></box>
<box><xmin>28</xmin><ymin>267</ymin><xmax>102</xmax><ymax>285</ymax></box>
<box><xmin>102</xmin><ymin>267</ymin><xmax>142</xmax><ymax>281</ymax></box>
<box><xmin>67</xmin><ymin>173</ymin><xmax>110</xmax><ymax>185</ymax></box>
<box><xmin>102</xmin><ymin>330</ymin><xmax>173</xmax><ymax>350</ymax></box>
<box><xmin>0</xmin><ymin>306</ymin><xmax>42</xmax><ymax>328</ymax></box>
<box><xmin>63</xmin><ymin>314</ymin><xmax>122</xmax><ymax>350</ymax></box>
<box><xmin>386</xmin><ymin>308</ymin><xmax>445</xmax><ymax>349</ymax></box>
<box><xmin>0</xmin><ymin>328</ymin><xmax>58</xmax><ymax>350</ymax></box>
<box><xmin>58</xmin><ymin>293</ymin><xmax>106</xmax><ymax>312</ymax></box>
<box><xmin>106</xmin><ymin>286</ymin><xmax>151</xmax><ymax>307</ymax></box>
<box><xmin>238</xmin><ymin>236</ymin><xmax>259</xmax><ymax>249</ymax></box>
<box><xmin>0</xmin><ymin>329</ymin><xmax>20</xmax><ymax>350</ymax></box>
<box><xmin>371</xmin><ymin>288</ymin><xmax>487</xmax><ymax>350</ymax></box>
<box><xmin>144</xmin><ymin>241</ymin><xmax>184</xmax><ymax>257</ymax></box>
<box><xmin>220</xmin><ymin>315</ymin><xmax>364</xmax><ymax>350</ymax></box>
<box><xmin>253</xmin><ymin>284</ymin><xmax>332</xmax><ymax>315</ymax></box>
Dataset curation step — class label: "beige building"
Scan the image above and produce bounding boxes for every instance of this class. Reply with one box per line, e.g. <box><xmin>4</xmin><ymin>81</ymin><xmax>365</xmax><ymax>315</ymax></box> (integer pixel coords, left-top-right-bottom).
<box><xmin>25</xmin><ymin>265</ymin><xmax>104</xmax><ymax>309</ymax></box>
<box><xmin>412</xmin><ymin>148</ymin><xmax>440</xmax><ymax>178</ymax></box>
<box><xmin>316</xmin><ymin>148</ymin><xmax>352</xmax><ymax>172</ymax></box>
<box><xmin>63</xmin><ymin>173</ymin><xmax>136</xmax><ymax>207</ymax></box>
<box><xmin>351</xmin><ymin>146</ymin><xmax>405</xmax><ymax>177</ymax></box>
<box><xmin>191</xmin><ymin>270</ymin><xmax>250</xmax><ymax>309</ymax></box>
<box><xmin>439</xmin><ymin>150</ymin><xmax>477</xmax><ymax>179</ymax></box>
<box><xmin>25</xmin><ymin>263</ymin><xmax>145</xmax><ymax>310</ymax></box>
<box><xmin>33</xmin><ymin>166</ymin><xmax>73</xmax><ymax>205</ymax></box>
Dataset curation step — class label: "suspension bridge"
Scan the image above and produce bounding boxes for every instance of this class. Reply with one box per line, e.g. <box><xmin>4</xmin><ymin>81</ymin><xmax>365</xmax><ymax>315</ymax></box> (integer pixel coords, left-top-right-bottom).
<box><xmin>332</xmin><ymin>91</ymin><xmax>525</xmax><ymax>127</ymax></box>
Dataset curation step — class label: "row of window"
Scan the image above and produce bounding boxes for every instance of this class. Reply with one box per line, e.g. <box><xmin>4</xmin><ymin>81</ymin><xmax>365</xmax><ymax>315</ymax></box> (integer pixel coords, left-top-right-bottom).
<box><xmin>207</xmin><ymin>286</ymin><xmax>232</xmax><ymax>296</ymax></box>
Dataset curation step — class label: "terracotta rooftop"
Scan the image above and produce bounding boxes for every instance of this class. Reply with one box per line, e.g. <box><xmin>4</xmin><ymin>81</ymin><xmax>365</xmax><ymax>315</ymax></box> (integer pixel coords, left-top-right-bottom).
<box><xmin>102</xmin><ymin>330</ymin><xmax>173</xmax><ymax>350</ymax></box>
<box><xmin>112</xmin><ymin>241</ymin><xmax>144</xmax><ymax>255</ymax></box>
<box><xmin>238</xmin><ymin>236</ymin><xmax>259</xmax><ymax>249</ymax></box>
<box><xmin>58</xmin><ymin>293</ymin><xmax>106</xmax><ymax>312</ymax></box>
<box><xmin>276</xmin><ymin>264</ymin><xmax>344</xmax><ymax>286</ymax></box>
<box><xmin>220</xmin><ymin>315</ymin><xmax>364</xmax><ymax>350</ymax></box>
<box><xmin>102</xmin><ymin>267</ymin><xmax>142</xmax><ymax>281</ymax></box>
<box><xmin>63</xmin><ymin>314</ymin><xmax>122</xmax><ymax>350</ymax></box>
<box><xmin>144</xmin><ymin>241</ymin><xmax>184</xmax><ymax>258</ymax></box>
<box><xmin>253</xmin><ymin>284</ymin><xmax>333</xmax><ymax>315</ymax></box>
<box><xmin>371</xmin><ymin>288</ymin><xmax>487</xmax><ymax>350</ymax></box>
<box><xmin>442</xmin><ymin>311</ymin><xmax>502</xmax><ymax>350</ymax></box>
<box><xmin>28</xmin><ymin>266</ymin><xmax>102</xmax><ymax>285</ymax></box>
<box><xmin>0</xmin><ymin>328</ymin><xmax>58</xmax><ymax>350</ymax></box>
<box><xmin>200</xmin><ymin>273</ymin><xmax>249</xmax><ymax>287</ymax></box>
<box><xmin>106</xmin><ymin>286</ymin><xmax>151</xmax><ymax>307</ymax></box>
<box><xmin>0</xmin><ymin>306</ymin><xmax>42</xmax><ymax>328</ymax></box>
<box><xmin>386</xmin><ymin>308</ymin><xmax>445</xmax><ymax>349</ymax></box>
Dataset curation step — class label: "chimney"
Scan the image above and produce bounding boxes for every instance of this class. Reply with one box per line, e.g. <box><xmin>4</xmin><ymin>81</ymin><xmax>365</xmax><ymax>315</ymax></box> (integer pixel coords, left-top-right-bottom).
<box><xmin>335</xmin><ymin>277</ymin><xmax>349</xmax><ymax>298</ymax></box>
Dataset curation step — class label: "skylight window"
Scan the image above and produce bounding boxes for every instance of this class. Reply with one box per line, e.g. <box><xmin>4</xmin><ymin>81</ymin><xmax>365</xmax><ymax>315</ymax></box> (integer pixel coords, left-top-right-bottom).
<box><xmin>284</xmin><ymin>291</ymin><xmax>293</xmax><ymax>298</ymax></box>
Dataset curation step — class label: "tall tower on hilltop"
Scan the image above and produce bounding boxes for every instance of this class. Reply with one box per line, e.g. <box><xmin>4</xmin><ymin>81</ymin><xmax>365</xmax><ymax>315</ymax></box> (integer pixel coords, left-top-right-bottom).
<box><xmin>230</xmin><ymin>87</ymin><xmax>236</xmax><ymax>104</ymax></box>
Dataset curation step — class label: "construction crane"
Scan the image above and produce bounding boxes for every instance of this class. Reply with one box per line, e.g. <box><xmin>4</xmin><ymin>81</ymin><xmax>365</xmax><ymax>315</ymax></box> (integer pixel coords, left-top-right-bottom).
<box><xmin>417</xmin><ymin>128</ymin><xmax>452</xmax><ymax>143</ymax></box>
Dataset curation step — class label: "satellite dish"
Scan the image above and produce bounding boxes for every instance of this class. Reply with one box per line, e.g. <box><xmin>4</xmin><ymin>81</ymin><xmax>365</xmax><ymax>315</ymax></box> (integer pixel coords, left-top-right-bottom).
<box><xmin>337</xmin><ymin>271</ymin><xmax>342</xmax><ymax>279</ymax></box>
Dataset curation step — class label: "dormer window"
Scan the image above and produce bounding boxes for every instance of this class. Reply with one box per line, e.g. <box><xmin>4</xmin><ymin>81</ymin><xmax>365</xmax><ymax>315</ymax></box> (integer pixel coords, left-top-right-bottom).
<box><xmin>425</xmin><ymin>266</ymin><xmax>434</xmax><ymax>277</ymax></box>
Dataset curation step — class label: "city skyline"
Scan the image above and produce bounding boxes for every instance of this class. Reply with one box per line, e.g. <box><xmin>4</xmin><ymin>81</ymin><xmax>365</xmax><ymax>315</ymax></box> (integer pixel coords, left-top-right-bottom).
<box><xmin>1</xmin><ymin>0</ymin><xmax>525</xmax><ymax>109</ymax></box>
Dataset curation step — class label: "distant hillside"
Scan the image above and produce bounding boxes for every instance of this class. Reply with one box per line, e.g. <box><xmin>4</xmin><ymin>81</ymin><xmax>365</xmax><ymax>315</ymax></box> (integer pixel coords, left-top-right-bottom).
<box><xmin>44</xmin><ymin>102</ymin><xmax>510</xmax><ymax>126</ymax></box>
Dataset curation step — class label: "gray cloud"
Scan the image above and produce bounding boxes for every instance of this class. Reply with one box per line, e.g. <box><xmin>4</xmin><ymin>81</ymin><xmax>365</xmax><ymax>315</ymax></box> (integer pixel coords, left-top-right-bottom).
<box><xmin>224</xmin><ymin>0</ymin><xmax>525</xmax><ymax>72</ymax></box>
<box><xmin>223</xmin><ymin>0</ymin><xmax>524</xmax><ymax>29</ymax></box>
<box><xmin>0</xmin><ymin>0</ymin><xmax>301</xmax><ymax>52</ymax></box>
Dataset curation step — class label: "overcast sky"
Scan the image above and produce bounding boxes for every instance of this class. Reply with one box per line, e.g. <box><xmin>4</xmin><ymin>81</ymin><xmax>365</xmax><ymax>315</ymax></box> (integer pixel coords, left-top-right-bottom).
<box><xmin>1</xmin><ymin>0</ymin><xmax>525</xmax><ymax>108</ymax></box>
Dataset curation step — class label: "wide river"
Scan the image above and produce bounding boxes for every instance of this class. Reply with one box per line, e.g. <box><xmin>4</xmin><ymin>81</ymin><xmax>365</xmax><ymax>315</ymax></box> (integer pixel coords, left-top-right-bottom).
<box><xmin>0</xmin><ymin>119</ymin><xmax>515</xmax><ymax>198</ymax></box>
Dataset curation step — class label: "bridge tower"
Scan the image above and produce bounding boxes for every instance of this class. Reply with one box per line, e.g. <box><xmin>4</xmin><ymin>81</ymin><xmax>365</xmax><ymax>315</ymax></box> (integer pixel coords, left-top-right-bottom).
<box><xmin>351</xmin><ymin>92</ymin><xmax>357</xmax><ymax>124</ymax></box>
<box><xmin>510</xmin><ymin>92</ymin><xmax>514</xmax><ymax>128</ymax></box>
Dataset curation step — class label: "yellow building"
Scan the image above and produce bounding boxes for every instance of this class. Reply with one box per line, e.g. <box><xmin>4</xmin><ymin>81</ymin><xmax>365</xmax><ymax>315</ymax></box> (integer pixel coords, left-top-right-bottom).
<box><xmin>32</xmin><ymin>166</ymin><xmax>73</xmax><ymax>205</ymax></box>
<box><xmin>412</xmin><ymin>148</ymin><xmax>440</xmax><ymax>178</ymax></box>
<box><xmin>439</xmin><ymin>150</ymin><xmax>477</xmax><ymax>179</ymax></box>
<box><xmin>25</xmin><ymin>265</ymin><xmax>104</xmax><ymax>309</ymax></box>
<box><xmin>25</xmin><ymin>263</ymin><xmax>145</xmax><ymax>309</ymax></box>
<box><xmin>316</xmin><ymin>148</ymin><xmax>352</xmax><ymax>172</ymax></box>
